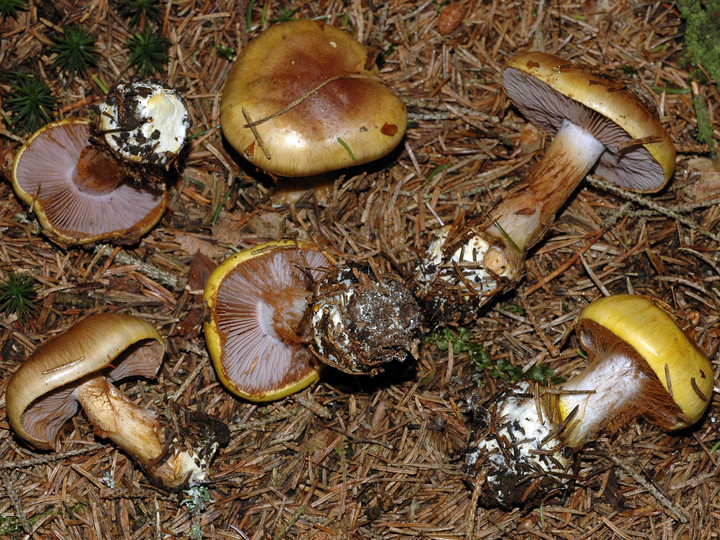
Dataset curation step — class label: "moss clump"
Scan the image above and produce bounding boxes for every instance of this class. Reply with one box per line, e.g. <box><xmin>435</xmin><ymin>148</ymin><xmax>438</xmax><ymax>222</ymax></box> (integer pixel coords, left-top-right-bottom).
<box><xmin>677</xmin><ymin>0</ymin><xmax>720</xmax><ymax>90</ymax></box>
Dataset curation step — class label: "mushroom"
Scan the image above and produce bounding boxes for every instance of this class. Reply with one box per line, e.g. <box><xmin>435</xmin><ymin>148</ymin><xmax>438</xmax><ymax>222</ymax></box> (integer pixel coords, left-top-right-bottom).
<box><xmin>415</xmin><ymin>51</ymin><xmax>676</xmax><ymax>324</ymax></box>
<box><xmin>204</xmin><ymin>240</ymin><xmax>332</xmax><ymax>401</ymax></box>
<box><xmin>465</xmin><ymin>294</ymin><xmax>714</xmax><ymax>509</ymax></box>
<box><xmin>306</xmin><ymin>262</ymin><xmax>423</xmax><ymax>375</ymax></box>
<box><xmin>5</xmin><ymin>313</ymin><xmax>229</xmax><ymax>490</ymax></box>
<box><xmin>220</xmin><ymin>19</ymin><xmax>407</xmax><ymax>178</ymax></box>
<box><xmin>11</xmin><ymin>118</ymin><xmax>167</xmax><ymax>245</ymax></box>
<box><xmin>97</xmin><ymin>78</ymin><xmax>192</xmax><ymax>171</ymax></box>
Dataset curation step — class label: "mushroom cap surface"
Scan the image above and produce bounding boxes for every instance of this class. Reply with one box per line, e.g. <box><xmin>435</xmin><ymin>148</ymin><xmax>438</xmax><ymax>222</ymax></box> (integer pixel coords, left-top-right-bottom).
<box><xmin>204</xmin><ymin>240</ymin><xmax>332</xmax><ymax>401</ymax></box>
<box><xmin>220</xmin><ymin>20</ymin><xmax>407</xmax><ymax>177</ymax></box>
<box><xmin>503</xmin><ymin>51</ymin><xmax>675</xmax><ymax>192</ymax></box>
<box><xmin>11</xmin><ymin>118</ymin><xmax>167</xmax><ymax>245</ymax></box>
<box><xmin>579</xmin><ymin>294</ymin><xmax>713</xmax><ymax>428</ymax></box>
<box><xmin>6</xmin><ymin>313</ymin><xmax>165</xmax><ymax>450</ymax></box>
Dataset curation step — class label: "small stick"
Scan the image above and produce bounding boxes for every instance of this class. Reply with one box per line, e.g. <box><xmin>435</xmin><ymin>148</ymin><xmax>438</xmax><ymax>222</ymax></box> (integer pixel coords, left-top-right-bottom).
<box><xmin>242</xmin><ymin>108</ymin><xmax>271</xmax><ymax>160</ymax></box>
<box><xmin>1</xmin><ymin>470</ymin><xmax>32</xmax><ymax>533</ymax></box>
<box><xmin>0</xmin><ymin>443</ymin><xmax>106</xmax><ymax>469</ymax></box>
<box><xmin>243</xmin><ymin>73</ymin><xmax>384</xmax><ymax>128</ymax></box>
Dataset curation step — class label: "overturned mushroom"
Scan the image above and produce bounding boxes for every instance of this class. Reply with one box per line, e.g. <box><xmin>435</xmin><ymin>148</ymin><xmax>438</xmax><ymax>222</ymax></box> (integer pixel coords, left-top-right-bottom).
<box><xmin>204</xmin><ymin>243</ymin><xmax>423</xmax><ymax>400</ymax></box>
<box><xmin>204</xmin><ymin>241</ymin><xmax>332</xmax><ymax>401</ymax></box>
<box><xmin>220</xmin><ymin>19</ymin><xmax>407</xmax><ymax>177</ymax></box>
<box><xmin>415</xmin><ymin>52</ymin><xmax>675</xmax><ymax>324</ymax></box>
<box><xmin>97</xmin><ymin>78</ymin><xmax>192</xmax><ymax>171</ymax></box>
<box><xmin>5</xmin><ymin>313</ymin><xmax>229</xmax><ymax>490</ymax></box>
<box><xmin>465</xmin><ymin>295</ymin><xmax>713</xmax><ymax>509</ymax></box>
<box><xmin>11</xmin><ymin>118</ymin><xmax>167</xmax><ymax>245</ymax></box>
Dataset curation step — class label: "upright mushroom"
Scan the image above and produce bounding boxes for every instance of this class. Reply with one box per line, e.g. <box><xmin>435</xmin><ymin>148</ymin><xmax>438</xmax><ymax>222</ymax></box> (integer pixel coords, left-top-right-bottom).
<box><xmin>5</xmin><ymin>313</ymin><xmax>229</xmax><ymax>490</ymax></box>
<box><xmin>220</xmin><ymin>20</ymin><xmax>407</xmax><ymax>177</ymax></box>
<box><xmin>465</xmin><ymin>295</ymin><xmax>713</xmax><ymax>509</ymax></box>
<box><xmin>11</xmin><ymin>118</ymin><xmax>167</xmax><ymax>245</ymax></box>
<box><xmin>415</xmin><ymin>52</ymin><xmax>676</xmax><ymax>324</ymax></box>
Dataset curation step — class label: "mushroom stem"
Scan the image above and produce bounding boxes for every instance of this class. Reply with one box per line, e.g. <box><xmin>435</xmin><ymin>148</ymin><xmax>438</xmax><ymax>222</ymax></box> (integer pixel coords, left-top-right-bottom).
<box><xmin>414</xmin><ymin>120</ymin><xmax>605</xmax><ymax>323</ymax></box>
<box><xmin>553</xmin><ymin>346</ymin><xmax>647</xmax><ymax>448</ymax></box>
<box><xmin>490</xmin><ymin>119</ymin><xmax>605</xmax><ymax>253</ymax></box>
<box><xmin>74</xmin><ymin>376</ymin><xmax>165</xmax><ymax>465</ymax></box>
<box><xmin>74</xmin><ymin>376</ymin><xmax>223</xmax><ymax>489</ymax></box>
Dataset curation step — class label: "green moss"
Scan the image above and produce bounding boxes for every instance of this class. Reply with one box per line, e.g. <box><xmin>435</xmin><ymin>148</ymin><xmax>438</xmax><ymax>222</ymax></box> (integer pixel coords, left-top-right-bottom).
<box><xmin>677</xmin><ymin>0</ymin><xmax>720</xmax><ymax>90</ymax></box>
<box><xmin>1</xmin><ymin>69</ymin><xmax>57</xmax><ymax>134</ymax></box>
<box><xmin>0</xmin><ymin>0</ymin><xmax>27</xmax><ymax>20</ymax></box>
<box><xmin>49</xmin><ymin>25</ymin><xmax>98</xmax><ymax>75</ymax></box>
<box><xmin>426</xmin><ymin>327</ymin><xmax>563</xmax><ymax>384</ymax></box>
<box><xmin>693</xmin><ymin>93</ymin><xmax>714</xmax><ymax>143</ymax></box>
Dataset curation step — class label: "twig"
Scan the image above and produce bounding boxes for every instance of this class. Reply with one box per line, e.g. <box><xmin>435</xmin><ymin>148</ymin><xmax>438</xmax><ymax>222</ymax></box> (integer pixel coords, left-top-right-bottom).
<box><xmin>242</xmin><ymin>107</ymin><xmax>271</xmax><ymax>160</ymax></box>
<box><xmin>585</xmin><ymin>175</ymin><xmax>719</xmax><ymax>242</ymax></box>
<box><xmin>0</xmin><ymin>443</ymin><xmax>106</xmax><ymax>469</ymax></box>
<box><xmin>243</xmin><ymin>73</ymin><xmax>384</xmax><ymax>128</ymax></box>
<box><xmin>1</xmin><ymin>470</ymin><xmax>31</xmax><ymax>534</ymax></box>
<box><xmin>93</xmin><ymin>244</ymin><xmax>181</xmax><ymax>290</ymax></box>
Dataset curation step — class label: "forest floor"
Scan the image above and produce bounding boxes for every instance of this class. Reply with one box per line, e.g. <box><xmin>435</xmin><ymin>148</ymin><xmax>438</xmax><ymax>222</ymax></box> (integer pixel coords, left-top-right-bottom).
<box><xmin>0</xmin><ymin>1</ymin><xmax>719</xmax><ymax>539</ymax></box>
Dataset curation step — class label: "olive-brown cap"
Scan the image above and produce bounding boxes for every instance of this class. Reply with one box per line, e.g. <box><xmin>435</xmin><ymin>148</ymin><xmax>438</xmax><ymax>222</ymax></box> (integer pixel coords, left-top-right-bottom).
<box><xmin>220</xmin><ymin>20</ymin><xmax>407</xmax><ymax>177</ymax></box>
<box><xmin>503</xmin><ymin>51</ymin><xmax>675</xmax><ymax>192</ymax></box>
<box><xmin>6</xmin><ymin>313</ymin><xmax>165</xmax><ymax>450</ymax></box>
<box><xmin>11</xmin><ymin>119</ymin><xmax>167</xmax><ymax>245</ymax></box>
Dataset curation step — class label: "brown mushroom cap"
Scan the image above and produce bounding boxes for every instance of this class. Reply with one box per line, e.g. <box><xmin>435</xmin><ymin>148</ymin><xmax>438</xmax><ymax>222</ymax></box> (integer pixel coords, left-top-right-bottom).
<box><xmin>11</xmin><ymin>118</ymin><xmax>167</xmax><ymax>245</ymax></box>
<box><xmin>220</xmin><ymin>20</ymin><xmax>407</xmax><ymax>177</ymax></box>
<box><xmin>204</xmin><ymin>241</ymin><xmax>332</xmax><ymax>401</ymax></box>
<box><xmin>5</xmin><ymin>313</ymin><xmax>164</xmax><ymax>450</ymax></box>
<box><xmin>503</xmin><ymin>51</ymin><xmax>675</xmax><ymax>192</ymax></box>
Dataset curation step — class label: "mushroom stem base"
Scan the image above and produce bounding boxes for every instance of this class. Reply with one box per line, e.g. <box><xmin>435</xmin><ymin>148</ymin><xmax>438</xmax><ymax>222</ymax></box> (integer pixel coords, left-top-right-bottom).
<box><xmin>75</xmin><ymin>376</ymin><xmax>228</xmax><ymax>490</ymax></box>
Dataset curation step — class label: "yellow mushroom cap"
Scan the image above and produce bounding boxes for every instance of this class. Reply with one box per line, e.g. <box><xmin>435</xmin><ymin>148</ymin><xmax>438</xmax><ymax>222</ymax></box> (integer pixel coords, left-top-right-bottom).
<box><xmin>503</xmin><ymin>51</ymin><xmax>676</xmax><ymax>192</ymax></box>
<box><xmin>579</xmin><ymin>295</ymin><xmax>713</xmax><ymax>428</ymax></box>
<box><xmin>204</xmin><ymin>240</ymin><xmax>333</xmax><ymax>401</ymax></box>
<box><xmin>220</xmin><ymin>20</ymin><xmax>407</xmax><ymax>177</ymax></box>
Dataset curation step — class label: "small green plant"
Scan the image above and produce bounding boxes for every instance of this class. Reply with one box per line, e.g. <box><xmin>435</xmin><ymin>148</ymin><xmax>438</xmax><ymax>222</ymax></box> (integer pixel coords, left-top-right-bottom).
<box><xmin>0</xmin><ymin>0</ymin><xmax>27</xmax><ymax>20</ymax></box>
<box><xmin>1</xmin><ymin>69</ymin><xmax>57</xmax><ymax>134</ymax></box>
<box><xmin>427</xmin><ymin>327</ymin><xmax>562</xmax><ymax>384</ymax></box>
<box><xmin>215</xmin><ymin>43</ymin><xmax>236</xmax><ymax>60</ymax></box>
<box><xmin>49</xmin><ymin>25</ymin><xmax>98</xmax><ymax>75</ymax></box>
<box><xmin>272</xmin><ymin>7</ymin><xmax>299</xmax><ymax>23</ymax></box>
<box><xmin>181</xmin><ymin>486</ymin><xmax>213</xmax><ymax>513</ymax></box>
<box><xmin>0</xmin><ymin>272</ymin><xmax>37</xmax><ymax>320</ymax></box>
<box><xmin>116</xmin><ymin>0</ymin><xmax>161</xmax><ymax>26</ymax></box>
<box><xmin>125</xmin><ymin>26</ymin><xmax>170</xmax><ymax>76</ymax></box>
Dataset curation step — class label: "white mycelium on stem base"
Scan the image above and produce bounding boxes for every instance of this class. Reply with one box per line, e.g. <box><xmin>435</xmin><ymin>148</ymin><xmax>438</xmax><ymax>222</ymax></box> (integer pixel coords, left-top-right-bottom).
<box><xmin>465</xmin><ymin>295</ymin><xmax>713</xmax><ymax>509</ymax></box>
<box><xmin>415</xmin><ymin>51</ymin><xmax>675</xmax><ymax>324</ymax></box>
<box><xmin>98</xmin><ymin>79</ymin><xmax>191</xmax><ymax>168</ymax></box>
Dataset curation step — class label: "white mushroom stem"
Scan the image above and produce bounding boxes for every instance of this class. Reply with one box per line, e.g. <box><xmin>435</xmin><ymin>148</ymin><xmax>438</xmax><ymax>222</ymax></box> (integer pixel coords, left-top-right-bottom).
<box><xmin>489</xmin><ymin>119</ymin><xmax>605</xmax><ymax>253</ymax></box>
<box><xmin>74</xmin><ymin>376</ymin><xmax>207</xmax><ymax>489</ymax></box>
<box><xmin>554</xmin><ymin>347</ymin><xmax>649</xmax><ymax>448</ymax></box>
<box><xmin>416</xmin><ymin>121</ymin><xmax>606</xmax><ymax>315</ymax></box>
